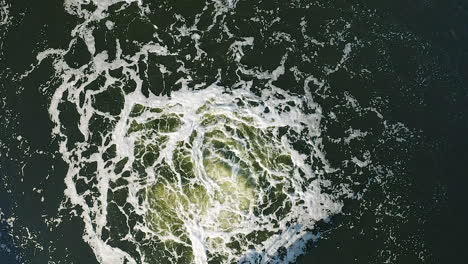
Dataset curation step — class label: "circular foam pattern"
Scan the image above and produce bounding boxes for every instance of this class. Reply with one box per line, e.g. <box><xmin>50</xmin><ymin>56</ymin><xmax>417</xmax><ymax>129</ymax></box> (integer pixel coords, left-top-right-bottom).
<box><xmin>99</xmin><ymin>86</ymin><xmax>342</xmax><ymax>263</ymax></box>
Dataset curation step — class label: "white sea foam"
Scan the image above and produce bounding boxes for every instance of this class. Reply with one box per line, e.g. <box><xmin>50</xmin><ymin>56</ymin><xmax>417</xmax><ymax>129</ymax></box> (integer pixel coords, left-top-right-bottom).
<box><xmin>0</xmin><ymin>0</ymin><xmax>9</xmax><ymax>26</ymax></box>
<box><xmin>46</xmin><ymin>73</ymin><xmax>346</xmax><ymax>263</ymax></box>
<box><xmin>34</xmin><ymin>0</ymin><xmax>375</xmax><ymax>263</ymax></box>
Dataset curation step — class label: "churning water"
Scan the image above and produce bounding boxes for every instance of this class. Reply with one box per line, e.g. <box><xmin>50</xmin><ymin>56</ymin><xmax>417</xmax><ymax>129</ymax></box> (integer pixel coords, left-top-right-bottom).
<box><xmin>0</xmin><ymin>0</ymin><xmax>456</xmax><ymax>263</ymax></box>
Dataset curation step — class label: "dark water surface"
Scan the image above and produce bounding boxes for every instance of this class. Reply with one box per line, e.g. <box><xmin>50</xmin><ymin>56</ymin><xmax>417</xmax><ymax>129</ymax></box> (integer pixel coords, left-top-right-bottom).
<box><xmin>0</xmin><ymin>0</ymin><xmax>466</xmax><ymax>263</ymax></box>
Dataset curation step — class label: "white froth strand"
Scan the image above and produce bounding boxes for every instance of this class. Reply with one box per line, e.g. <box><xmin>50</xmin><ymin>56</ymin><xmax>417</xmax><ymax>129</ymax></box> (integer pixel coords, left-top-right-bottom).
<box><xmin>0</xmin><ymin>0</ymin><xmax>10</xmax><ymax>27</ymax></box>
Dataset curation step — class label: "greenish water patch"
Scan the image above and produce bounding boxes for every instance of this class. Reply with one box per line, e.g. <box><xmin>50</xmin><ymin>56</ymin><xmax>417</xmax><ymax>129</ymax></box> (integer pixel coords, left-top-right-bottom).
<box><xmin>121</xmin><ymin>95</ymin><xmax>312</xmax><ymax>262</ymax></box>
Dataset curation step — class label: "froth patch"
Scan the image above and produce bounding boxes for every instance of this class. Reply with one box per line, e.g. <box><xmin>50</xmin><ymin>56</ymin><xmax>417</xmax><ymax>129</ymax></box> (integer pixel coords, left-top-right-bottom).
<box><xmin>55</xmin><ymin>84</ymin><xmax>344</xmax><ymax>264</ymax></box>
